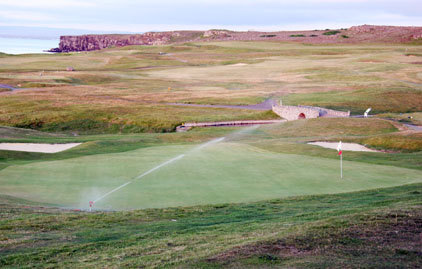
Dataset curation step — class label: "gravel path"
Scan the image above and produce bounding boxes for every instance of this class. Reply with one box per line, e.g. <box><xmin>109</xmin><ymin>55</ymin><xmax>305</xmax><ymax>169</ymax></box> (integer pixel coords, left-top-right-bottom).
<box><xmin>404</xmin><ymin>124</ymin><xmax>422</xmax><ymax>131</ymax></box>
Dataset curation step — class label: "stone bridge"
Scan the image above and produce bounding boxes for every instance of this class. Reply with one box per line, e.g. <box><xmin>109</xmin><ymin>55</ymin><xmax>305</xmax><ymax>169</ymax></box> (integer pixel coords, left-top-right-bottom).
<box><xmin>272</xmin><ymin>104</ymin><xmax>350</xmax><ymax>121</ymax></box>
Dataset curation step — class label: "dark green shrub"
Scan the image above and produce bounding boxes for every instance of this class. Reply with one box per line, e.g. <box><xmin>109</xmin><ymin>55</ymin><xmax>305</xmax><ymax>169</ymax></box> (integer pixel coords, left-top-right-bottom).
<box><xmin>323</xmin><ymin>30</ymin><xmax>341</xmax><ymax>36</ymax></box>
<box><xmin>290</xmin><ymin>34</ymin><xmax>305</xmax><ymax>37</ymax></box>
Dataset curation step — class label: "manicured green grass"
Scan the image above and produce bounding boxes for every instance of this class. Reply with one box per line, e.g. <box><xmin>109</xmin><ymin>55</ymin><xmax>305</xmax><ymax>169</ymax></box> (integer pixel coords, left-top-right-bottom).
<box><xmin>251</xmin><ymin>140</ymin><xmax>422</xmax><ymax>171</ymax></box>
<box><xmin>1</xmin><ymin>183</ymin><xmax>421</xmax><ymax>268</ymax></box>
<box><xmin>0</xmin><ymin>126</ymin><xmax>237</xmax><ymax>170</ymax></box>
<box><xmin>1</xmin><ymin>139</ymin><xmax>421</xmax><ymax>210</ymax></box>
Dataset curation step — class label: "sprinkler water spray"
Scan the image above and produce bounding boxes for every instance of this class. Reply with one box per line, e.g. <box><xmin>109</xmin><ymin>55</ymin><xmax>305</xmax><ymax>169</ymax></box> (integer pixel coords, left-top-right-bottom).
<box><xmin>88</xmin><ymin>137</ymin><xmax>226</xmax><ymax>210</ymax></box>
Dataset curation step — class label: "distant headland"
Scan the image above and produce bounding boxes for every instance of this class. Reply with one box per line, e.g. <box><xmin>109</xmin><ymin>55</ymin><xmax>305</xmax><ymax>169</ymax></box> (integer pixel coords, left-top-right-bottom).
<box><xmin>49</xmin><ymin>25</ymin><xmax>422</xmax><ymax>53</ymax></box>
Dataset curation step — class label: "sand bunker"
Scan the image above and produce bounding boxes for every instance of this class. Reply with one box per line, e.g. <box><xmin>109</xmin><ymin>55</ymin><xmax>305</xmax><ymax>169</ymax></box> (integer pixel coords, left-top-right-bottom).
<box><xmin>229</xmin><ymin>63</ymin><xmax>247</xmax><ymax>66</ymax></box>
<box><xmin>308</xmin><ymin>142</ymin><xmax>379</xmax><ymax>152</ymax></box>
<box><xmin>0</xmin><ymin>143</ymin><xmax>82</xmax><ymax>153</ymax></box>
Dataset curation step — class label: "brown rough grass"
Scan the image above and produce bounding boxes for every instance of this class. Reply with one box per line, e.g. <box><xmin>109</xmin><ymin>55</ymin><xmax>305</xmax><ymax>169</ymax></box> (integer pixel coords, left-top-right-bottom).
<box><xmin>205</xmin><ymin>208</ymin><xmax>422</xmax><ymax>268</ymax></box>
<box><xmin>358</xmin><ymin>131</ymin><xmax>422</xmax><ymax>152</ymax></box>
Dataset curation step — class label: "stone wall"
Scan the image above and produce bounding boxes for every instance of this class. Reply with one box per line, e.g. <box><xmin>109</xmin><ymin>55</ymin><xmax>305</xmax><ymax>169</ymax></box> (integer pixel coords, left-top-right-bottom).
<box><xmin>272</xmin><ymin>105</ymin><xmax>349</xmax><ymax>121</ymax></box>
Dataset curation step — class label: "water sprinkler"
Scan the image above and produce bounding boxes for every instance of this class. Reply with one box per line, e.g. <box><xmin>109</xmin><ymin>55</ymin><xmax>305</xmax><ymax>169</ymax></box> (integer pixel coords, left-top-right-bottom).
<box><xmin>89</xmin><ymin>137</ymin><xmax>225</xmax><ymax>207</ymax></box>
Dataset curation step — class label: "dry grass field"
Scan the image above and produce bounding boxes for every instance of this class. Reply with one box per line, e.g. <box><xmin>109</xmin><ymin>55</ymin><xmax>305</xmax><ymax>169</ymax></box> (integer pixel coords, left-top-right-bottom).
<box><xmin>1</xmin><ymin>40</ymin><xmax>422</xmax><ymax>267</ymax></box>
<box><xmin>1</xmin><ymin>41</ymin><xmax>421</xmax><ymax>133</ymax></box>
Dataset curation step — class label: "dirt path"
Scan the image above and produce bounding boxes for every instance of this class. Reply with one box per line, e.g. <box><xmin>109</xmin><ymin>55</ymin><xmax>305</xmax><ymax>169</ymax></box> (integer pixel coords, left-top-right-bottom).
<box><xmin>404</xmin><ymin>123</ymin><xmax>422</xmax><ymax>131</ymax></box>
<box><xmin>0</xmin><ymin>83</ymin><xmax>15</xmax><ymax>90</ymax></box>
<box><xmin>0</xmin><ymin>83</ymin><xmax>42</xmax><ymax>95</ymax></box>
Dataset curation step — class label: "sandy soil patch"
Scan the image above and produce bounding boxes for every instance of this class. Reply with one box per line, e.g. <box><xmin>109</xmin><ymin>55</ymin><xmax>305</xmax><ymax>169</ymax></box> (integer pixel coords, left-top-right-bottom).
<box><xmin>0</xmin><ymin>143</ymin><xmax>82</xmax><ymax>153</ymax></box>
<box><xmin>308</xmin><ymin>141</ymin><xmax>379</xmax><ymax>152</ymax></box>
<box><xmin>229</xmin><ymin>63</ymin><xmax>247</xmax><ymax>66</ymax></box>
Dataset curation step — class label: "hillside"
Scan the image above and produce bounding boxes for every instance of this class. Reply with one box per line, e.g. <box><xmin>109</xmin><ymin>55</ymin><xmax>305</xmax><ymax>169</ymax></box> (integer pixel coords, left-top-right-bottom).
<box><xmin>1</xmin><ymin>41</ymin><xmax>422</xmax><ymax>134</ymax></box>
<box><xmin>1</xmin><ymin>183</ymin><xmax>421</xmax><ymax>267</ymax></box>
<box><xmin>51</xmin><ymin>25</ymin><xmax>422</xmax><ymax>52</ymax></box>
<box><xmin>1</xmin><ymin>33</ymin><xmax>421</xmax><ymax>268</ymax></box>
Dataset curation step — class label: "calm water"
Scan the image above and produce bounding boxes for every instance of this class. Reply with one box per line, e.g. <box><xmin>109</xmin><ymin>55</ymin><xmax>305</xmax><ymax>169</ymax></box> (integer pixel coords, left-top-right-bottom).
<box><xmin>0</xmin><ymin>37</ymin><xmax>59</xmax><ymax>54</ymax></box>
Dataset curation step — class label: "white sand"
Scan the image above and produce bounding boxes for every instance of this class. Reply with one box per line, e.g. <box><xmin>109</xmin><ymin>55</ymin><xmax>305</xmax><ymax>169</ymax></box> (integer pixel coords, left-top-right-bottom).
<box><xmin>230</xmin><ymin>63</ymin><xmax>247</xmax><ymax>66</ymax></box>
<box><xmin>308</xmin><ymin>142</ymin><xmax>379</xmax><ymax>152</ymax></box>
<box><xmin>0</xmin><ymin>143</ymin><xmax>82</xmax><ymax>153</ymax></box>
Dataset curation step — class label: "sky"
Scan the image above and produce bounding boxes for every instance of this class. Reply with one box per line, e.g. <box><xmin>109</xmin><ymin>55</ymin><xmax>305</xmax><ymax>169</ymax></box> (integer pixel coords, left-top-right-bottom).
<box><xmin>0</xmin><ymin>0</ymin><xmax>421</xmax><ymax>37</ymax></box>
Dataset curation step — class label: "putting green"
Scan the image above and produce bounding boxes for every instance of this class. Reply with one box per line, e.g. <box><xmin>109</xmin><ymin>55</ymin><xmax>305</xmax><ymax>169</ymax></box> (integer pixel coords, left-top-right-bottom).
<box><xmin>0</xmin><ymin>141</ymin><xmax>421</xmax><ymax>210</ymax></box>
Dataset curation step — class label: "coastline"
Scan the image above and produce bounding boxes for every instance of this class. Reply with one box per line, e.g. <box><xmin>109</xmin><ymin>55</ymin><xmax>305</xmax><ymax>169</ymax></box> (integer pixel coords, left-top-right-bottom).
<box><xmin>0</xmin><ymin>37</ymin><xmax>59</xmax><ymax>55</ymax></box>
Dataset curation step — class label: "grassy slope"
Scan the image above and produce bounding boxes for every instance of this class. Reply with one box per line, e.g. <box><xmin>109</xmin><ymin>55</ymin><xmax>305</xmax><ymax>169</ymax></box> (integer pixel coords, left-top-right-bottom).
<box><xmin>1</xmin><ymin>42</ymin><xmax>421</xmax><ymax>133</ymax></box>
<box><xmin>1</xmin><ymin>118</ymin><xmax>420</xmax><ymax>210</ymax></box>
<box><xmin>0</xmin><ymin>41</ymin><xmax>421</xmax><ymax>267</ymax></box>
<box><xmin>379</xmin><ymin>112</ymin><xmax>422</xmax><ymax>125</ymax></box>
<box><xmin>246</xmin><ymin>118</ymin><xmax>422</xmax><ymax>169</ymax></box>
<box><xmin>1</xmin><ymin>141</ymin><xmax>421</xmax><ymax>210</ymax></box>
<box><xmin>201</xmin><ymin>204</ymin><xmax>422</xmax><ymax>268</ymax></box>
<box><xmin>1</xmin><ymin>183</ymin><xmax>421</xmax><ymax>268</ymax></box>
<box><xmin>0</xmin><ymin>126</ymin><xmax>236</xmax><ymax>172</ymax></box>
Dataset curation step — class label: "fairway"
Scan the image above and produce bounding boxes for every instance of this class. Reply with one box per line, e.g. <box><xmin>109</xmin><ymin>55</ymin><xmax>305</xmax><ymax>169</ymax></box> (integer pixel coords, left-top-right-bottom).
<box><xmin>2</xmin><ymin>8</ymin><xmax>422</xmax><ymax>266</ymax></box>
<box><xmin>0</xmin><ymin>140</ymin><xmax>421</xmax><ymax>210</ymax></box>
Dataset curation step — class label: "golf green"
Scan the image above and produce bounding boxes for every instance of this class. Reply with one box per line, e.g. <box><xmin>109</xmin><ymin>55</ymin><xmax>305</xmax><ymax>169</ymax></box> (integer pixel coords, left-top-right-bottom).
<box><xmin>0</xmin><ymin>141</ymin><xmax>421</xmax><ymax>210</ymax></box>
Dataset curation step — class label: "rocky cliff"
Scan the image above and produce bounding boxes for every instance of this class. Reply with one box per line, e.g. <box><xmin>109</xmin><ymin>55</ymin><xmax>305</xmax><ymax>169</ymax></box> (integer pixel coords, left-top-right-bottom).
<box><xmin>53</xmin><ymin>31</ymin><xmax>203</xmax><ymax>52</ymax></box>
<box><xmin>50</xmin><ymin>25</ymin><xmax>422</xmax><ymax>53</ymax></box>
<box><xmin>348</xmin><ymin>25</ymin><xmax>422</xmax><ymax>42</ymax></box>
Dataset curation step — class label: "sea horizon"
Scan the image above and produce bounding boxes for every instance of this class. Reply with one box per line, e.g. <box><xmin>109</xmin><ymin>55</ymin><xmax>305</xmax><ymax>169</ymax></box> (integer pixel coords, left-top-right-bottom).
<box><xmin>0</xmin><ymin>37</ymin><xmax>59</xmax><ymax>55</ymax></box>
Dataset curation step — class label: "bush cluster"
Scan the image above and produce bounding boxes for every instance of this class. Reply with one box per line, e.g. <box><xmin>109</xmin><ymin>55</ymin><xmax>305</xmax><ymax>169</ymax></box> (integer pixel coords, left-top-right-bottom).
<box><xmin>323</xmin><ymin>30</ymin><xmax>341</xmax><ymax>36</ymax></box>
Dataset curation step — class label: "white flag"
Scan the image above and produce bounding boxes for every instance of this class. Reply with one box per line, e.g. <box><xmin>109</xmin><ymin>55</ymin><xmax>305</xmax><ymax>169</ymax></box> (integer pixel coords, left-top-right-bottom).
<box><xmin>337</xmin><ymin>141</ymin><xmax>342</xmax><ymax>156</ymax></box>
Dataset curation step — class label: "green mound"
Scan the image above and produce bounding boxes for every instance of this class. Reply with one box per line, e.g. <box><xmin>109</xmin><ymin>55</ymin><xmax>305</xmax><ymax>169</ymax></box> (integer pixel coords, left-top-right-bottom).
<box><xmin>1</xmin><ymin>141</ymin><xmax>420</xmax><ymax>210</ymax></box>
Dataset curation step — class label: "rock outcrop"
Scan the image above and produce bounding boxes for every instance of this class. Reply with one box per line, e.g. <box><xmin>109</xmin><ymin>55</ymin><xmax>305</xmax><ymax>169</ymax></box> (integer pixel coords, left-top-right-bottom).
<box><xmin>348</xmin><ymin>25</ymin><xmax>422</xmax><ymax>42</ymax></box>
<box><xmin>54</xmin><ymin>31</ymin><xmax>202</xmax><ymax>52</ymax></box>
<box><xmin>203</xmin><ymin>30</ymin><xmax>232</xmax><ymax>38</ymax></box>
<box><xmin>50</xmin><ymin>25</ymin><xmax>422</xmax><ymax>53</ymax></box>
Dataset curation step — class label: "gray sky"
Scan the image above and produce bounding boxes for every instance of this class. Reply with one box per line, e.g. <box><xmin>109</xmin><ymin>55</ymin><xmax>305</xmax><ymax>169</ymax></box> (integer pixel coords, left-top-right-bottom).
<box><xmin>0</xmin><ymin>0</ymin><xmax>421</xmax><ymax>34</ymax></box>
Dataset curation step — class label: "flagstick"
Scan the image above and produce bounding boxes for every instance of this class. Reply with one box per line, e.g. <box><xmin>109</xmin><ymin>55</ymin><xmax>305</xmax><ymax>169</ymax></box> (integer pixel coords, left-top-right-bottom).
<box><xmin>337</xmin><ymin>141</ymin><xmax>343</xmax><ymax>179</ymax></box>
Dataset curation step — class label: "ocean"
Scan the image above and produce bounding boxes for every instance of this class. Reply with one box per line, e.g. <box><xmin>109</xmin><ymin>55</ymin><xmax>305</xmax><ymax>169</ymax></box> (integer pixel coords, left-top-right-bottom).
<box><xmin>0</xmin><ymin>37</ymin><xmax>59</xmax><ymax>54</ymax></box>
